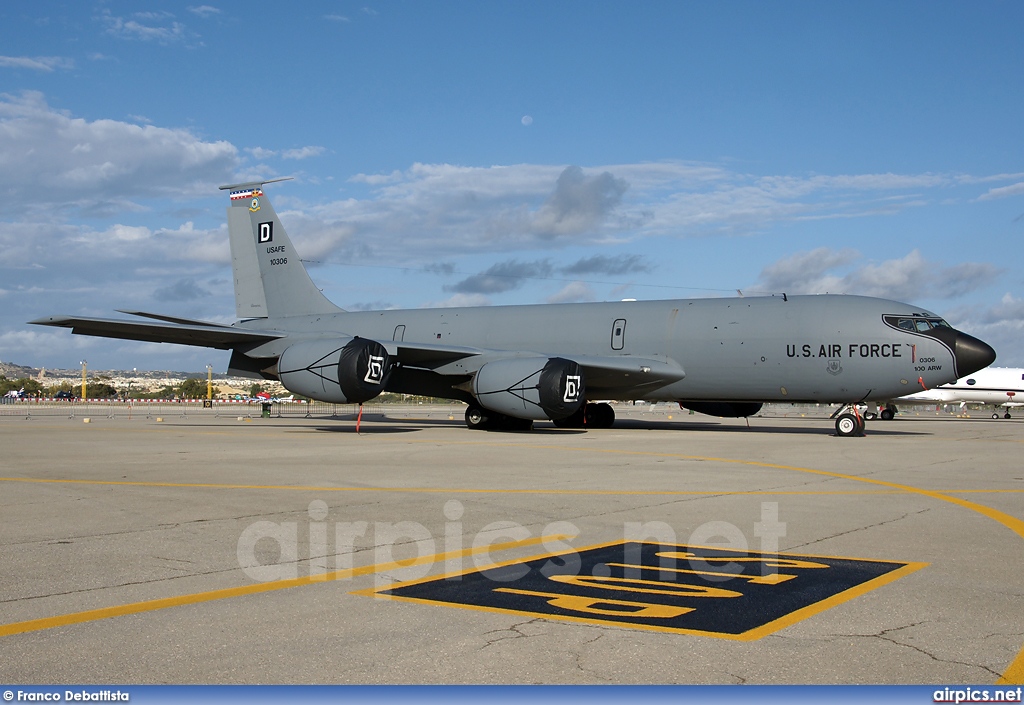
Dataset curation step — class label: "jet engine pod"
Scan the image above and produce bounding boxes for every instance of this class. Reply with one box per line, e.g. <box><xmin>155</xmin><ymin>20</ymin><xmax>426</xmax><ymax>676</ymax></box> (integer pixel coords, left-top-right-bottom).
<box><xmin>278</xmin><ymin>337</ymin><xmax>391</xmax><ymax>404</ymax></box>
<box><xmin>473</xmin><ymin>356</ymin><xmax>585</xmax><ymax>420</ymax></box>
<box><xmin>679</xmin><ymin>401</ymin><xmax>763</xmax><ymax>418</ymax></box>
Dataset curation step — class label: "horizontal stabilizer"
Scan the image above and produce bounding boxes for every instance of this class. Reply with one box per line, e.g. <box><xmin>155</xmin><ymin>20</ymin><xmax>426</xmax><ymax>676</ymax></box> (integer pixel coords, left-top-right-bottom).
<box><xmin>30</xmin><ymin>315</ymin><xmax>284</xmax><ymax>350</ymax></box>
<box><xmin>115</xmin><ymin>309</ymin><xmax>233</xmax><ymax>327</ymax></box>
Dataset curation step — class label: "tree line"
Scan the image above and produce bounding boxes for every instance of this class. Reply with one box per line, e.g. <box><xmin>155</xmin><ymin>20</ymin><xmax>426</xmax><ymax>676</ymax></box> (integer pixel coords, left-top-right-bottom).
<box><xmin>0</xmin><ymin>375</ymin><xmax>220</xmax><ymax>399</ymax></box>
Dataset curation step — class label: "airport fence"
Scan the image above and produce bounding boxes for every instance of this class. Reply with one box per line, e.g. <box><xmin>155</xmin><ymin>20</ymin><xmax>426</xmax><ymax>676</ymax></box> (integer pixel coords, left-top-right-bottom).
<box><xmin>0</xmin><ymin>398</ymin><xmax>461</xmax><ymax>420</ymax></box>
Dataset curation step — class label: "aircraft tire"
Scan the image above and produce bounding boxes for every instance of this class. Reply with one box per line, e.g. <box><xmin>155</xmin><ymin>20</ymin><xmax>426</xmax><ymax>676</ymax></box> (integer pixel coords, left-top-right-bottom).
<box><xmin>465</xmin><ymin>405</ymin><xmax>490</xmax><ymax>430</ymax></box>
<box><xmin>553</xmin><ymin>405</ymin><xmax>587</xmax><ymax>428</ymax></box>
<box><xmin>586</xmin><ymin>403</ymin><xmax>615</xmax><ymax>429</ymax></box>
<box><xmin>993</xmin><ymin>413</ymin><xmax>1000</xmax><ymax>419</ymax></box>
<box><xmin>880</xmin><ymin>408</ymin><xmax>895</xmax><ymax>421</ymax></box>
<box><xmin>496</xmin><ymin>414</ymin><xmax>534</xmax><ymax>431</ymax></box>
<box><xmin>1005</xmin><ymin>412</ymin><xmax>1012</xmax><ymax>420</ymax></box>
<box><xmin>835</xmin><ymin>413</ymin><xmax>864</xmax><ymax>437</ymax></box>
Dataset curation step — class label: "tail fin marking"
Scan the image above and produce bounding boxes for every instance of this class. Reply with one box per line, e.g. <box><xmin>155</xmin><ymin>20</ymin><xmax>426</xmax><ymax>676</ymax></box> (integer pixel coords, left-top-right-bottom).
<box><xmin>222</xmin><ymin>181</ymin><xmax>343</xmax><ymax>319</ymax></box>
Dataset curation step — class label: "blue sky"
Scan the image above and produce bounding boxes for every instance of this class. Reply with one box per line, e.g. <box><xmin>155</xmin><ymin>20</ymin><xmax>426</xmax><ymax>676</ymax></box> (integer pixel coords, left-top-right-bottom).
<box><xmin>1</xmin><ymin>1</ymin><xmax>1023</xmax><ymax>372</ymax></box>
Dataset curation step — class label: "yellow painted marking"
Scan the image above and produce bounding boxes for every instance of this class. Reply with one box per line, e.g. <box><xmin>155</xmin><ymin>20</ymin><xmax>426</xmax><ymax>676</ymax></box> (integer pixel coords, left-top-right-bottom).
<box><xmin>1</xmin><ymin>476</ymin><xmax>1021</xmax><ymax>497</ymax></box>
<box><xmin>603</xmin><ymin>562</ymin><xmax>799</xmax><ymax>585</ymax></box>
<box><xmin>358</xmin><ymin>539</ymin><xmax>928</xmax><ymax>641</ymax></box>
<box><xmin>0</xmin><ymin>535</ymin><xmax>560</xmax><ymax>639</ymax></box>
<box><xmin>493</xmin><ymin>588</ymin><xmax>695</xmax><ymax>619</ymax></box>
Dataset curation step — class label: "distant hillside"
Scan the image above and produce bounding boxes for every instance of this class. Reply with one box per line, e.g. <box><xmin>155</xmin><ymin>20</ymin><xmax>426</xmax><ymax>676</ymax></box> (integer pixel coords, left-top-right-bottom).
<box><xmin>0</xmin><ymin>361</ymin><xmax>38</xmax><ymax>378</ymax></box>
<box><xmin>0</xmin><ymin>361</ymin><xmax>239</xmax><ymax>380</ymax></box>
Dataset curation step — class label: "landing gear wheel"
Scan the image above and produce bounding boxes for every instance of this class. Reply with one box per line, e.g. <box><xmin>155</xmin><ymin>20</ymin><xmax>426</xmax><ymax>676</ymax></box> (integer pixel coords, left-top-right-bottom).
<box><xmin>553</xmin><ymin>404</ymin><xmax>586</xmax><ymax>428</ymax></box>
<box><xmin>465</xmin><ymin>405</ymin><xmax>490</xmax><ymax>430</ymax></box>
<box><xmin>498</xmin><ymin>415</ymin><xmax>534</xmax><ymax>431</ymax></box>
<box><xmin>586</xmin><ymin>402</ymin><xmax>615</xmax><ymax>429</ymax></box>
<box><xmin>993</xmin><ymin>413</ymin><xmax>1000</xmax><ymax>419</ymax></box>
<box><xmin>880</xmin><ymin>407</ymin><xmax>895</xmax><ymax>421</ymax></box>
<box><xmin>1005</xmin><ymin>412</ymin><xmax>1012</xmax><ymax>420</ymax></box>
<box><xmin>835</xmin><ymin>412</ymin><xmax>865</xmax><ymax>437</ymax></box>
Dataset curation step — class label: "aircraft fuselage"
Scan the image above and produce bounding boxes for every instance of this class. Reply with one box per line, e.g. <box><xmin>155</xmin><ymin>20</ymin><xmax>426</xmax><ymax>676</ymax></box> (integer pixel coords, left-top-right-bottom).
<box><xmin>237</xmin><ymin>293</ymin><xmax>975</xmax><ymax>405</ymax></box>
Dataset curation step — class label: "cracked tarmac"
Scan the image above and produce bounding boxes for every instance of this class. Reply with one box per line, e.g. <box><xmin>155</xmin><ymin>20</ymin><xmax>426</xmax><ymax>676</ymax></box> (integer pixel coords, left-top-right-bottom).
<box><xmin>0</xmin><ymin>409</ymin><xmax>1022</xmax><ymax>684</ymax></box>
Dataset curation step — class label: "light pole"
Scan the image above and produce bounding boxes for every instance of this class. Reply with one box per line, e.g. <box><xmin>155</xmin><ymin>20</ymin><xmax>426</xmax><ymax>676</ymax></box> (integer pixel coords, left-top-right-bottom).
<box><xmin>206</xmin><ymin>364</ymin><xmax>213</xmax><ymax>400</ymax></box>
<box><xmin>80</xmin><ymin>360</ymin><xmax>87</xmax><ymax>400</ymax></box>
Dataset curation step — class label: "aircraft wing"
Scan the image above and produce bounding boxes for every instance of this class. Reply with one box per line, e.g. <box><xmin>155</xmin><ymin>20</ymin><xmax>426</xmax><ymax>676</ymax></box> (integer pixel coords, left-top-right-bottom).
<box><xmin>29</xmin><ymin>315</ymin><xmax>285</xmax><ymax>349</ymax></box>
<box><xmin>573</xmin><ymin>355</ymin><xmax>685</xmax><ymax>394</ymax></box>
<box><xmin>387</xmin><ymin>340</ymin><xmax>486</xmax><ymax>367</ymax></box>
<box><xmin>419</xmin><ymin>344</ymin><xmax>685</xmax><ymax>396</ymax></box>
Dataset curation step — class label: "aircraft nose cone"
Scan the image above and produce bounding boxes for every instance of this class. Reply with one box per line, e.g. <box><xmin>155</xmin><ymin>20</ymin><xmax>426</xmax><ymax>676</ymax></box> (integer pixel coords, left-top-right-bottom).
<box><xmin>955</xmin><ymin>331</ymin><xmax>996</xmax><ymax>377</ymax></box>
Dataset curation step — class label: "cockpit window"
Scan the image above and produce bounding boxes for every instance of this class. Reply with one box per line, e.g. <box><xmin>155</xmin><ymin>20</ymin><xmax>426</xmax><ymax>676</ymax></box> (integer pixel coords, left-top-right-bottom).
<box><xmin>884</xmin><ymin>315</ymin><xmax>953</xmax><ymax>333</ymax></box>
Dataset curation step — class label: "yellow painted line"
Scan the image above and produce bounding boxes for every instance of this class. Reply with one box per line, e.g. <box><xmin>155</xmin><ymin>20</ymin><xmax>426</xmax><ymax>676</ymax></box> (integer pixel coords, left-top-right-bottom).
<box><xmin>2</xmin><ymin>476</ymin><xmax>1022</xmax><ymax>497</ymax></box>
<box><xmin>0</xmin><ymin>534</ymin><xmax>560</xmax><ymax>639</ymax></box>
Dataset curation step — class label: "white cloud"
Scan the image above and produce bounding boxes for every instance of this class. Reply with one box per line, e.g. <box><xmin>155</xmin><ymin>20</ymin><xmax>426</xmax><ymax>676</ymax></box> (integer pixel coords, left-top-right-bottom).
<box><xmin>752</xmin><ymin>248</ymin><xmax>1000</xmax><ymax>301</ymax></box>
<box><xmin>281</xmin><ymin>146</ymin><xmax>325</xmax><ymax>160</ymax></box>
<box><xmin>0</xmin><ymin>55</ymin><xmax>74</xmax><ymax>72</ymax></box>
<box><xmin>977</xmin><ymin>182</ymin><xmax>1024</xmax><ymax>201</ymax></box>
<box><xmin>0</xmin><ymin>91</ymin><xmax>238</xmax><ymax>215</ymax></box>
<box><xmin>188</xmin><ymin>6</ymin><xmax>221</xmax><ymax>18</ymax></box>
<box><xmin>245</xmin><ymin>147</ymin><xmax>277</xmax><ymax>160</ymax></box>
<box><xmin>547</xmin><ymin>281</ymin><xmax>595</xmax><ymax>304</ymax></box>
<box><xmin>100</xmin><ymin>10</ymin><xmax>190</xmax><ymax>43</ymax></box>
<box><xmin>939</xmin><ymin>293</ymin><xmax>1024</xmax><ymax>366</ymax></box>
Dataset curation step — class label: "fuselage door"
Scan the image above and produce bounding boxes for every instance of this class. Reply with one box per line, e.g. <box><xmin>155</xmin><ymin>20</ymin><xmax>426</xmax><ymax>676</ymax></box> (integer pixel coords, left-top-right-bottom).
<box><xmin>393</xmin><ymin>325</ymin><xmax>406</xmax><ymax>342</ymax></box>
<box><xmin>611</xmin><ymin>318</ymin><xmax>626</xmax><ymax>351</ymax></box>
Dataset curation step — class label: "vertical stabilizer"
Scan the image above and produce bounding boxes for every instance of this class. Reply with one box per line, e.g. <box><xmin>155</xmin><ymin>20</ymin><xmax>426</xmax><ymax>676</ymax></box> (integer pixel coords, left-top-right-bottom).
<box><xmin>221</xmin><ymin>180</ymin><xmax>343</xmax><ymax>319</ymax></box>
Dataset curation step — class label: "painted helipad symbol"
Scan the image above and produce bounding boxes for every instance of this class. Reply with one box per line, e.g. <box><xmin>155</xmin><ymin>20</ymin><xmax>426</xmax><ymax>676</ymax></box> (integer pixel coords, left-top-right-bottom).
<box><xmin>358</xmin><ymin>541</ymin><xmax>925</xmax><ymax>640</ymax></box>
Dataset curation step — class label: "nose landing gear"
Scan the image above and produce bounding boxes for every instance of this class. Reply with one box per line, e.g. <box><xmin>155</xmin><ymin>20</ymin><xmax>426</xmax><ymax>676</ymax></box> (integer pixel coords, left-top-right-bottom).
<box><xmin>832</xmin><ymin>405</ymin><xmax>866</xmax><ymax>437</ymax></box>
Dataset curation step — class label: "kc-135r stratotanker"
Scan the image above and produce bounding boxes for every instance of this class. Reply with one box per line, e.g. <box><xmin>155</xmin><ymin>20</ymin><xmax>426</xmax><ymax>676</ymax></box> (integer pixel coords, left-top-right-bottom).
<box><xmin>31</xmin><ymin>179</ymin><xmax>997</xmax><ymax>436</ymax></box>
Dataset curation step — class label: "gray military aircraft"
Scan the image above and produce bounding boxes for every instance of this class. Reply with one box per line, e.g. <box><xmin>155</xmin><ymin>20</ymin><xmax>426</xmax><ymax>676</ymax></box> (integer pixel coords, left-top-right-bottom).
<box><xmin>31</xmin><ymin>179</ymin><xmax>997</xmax><ymax>436</ymax></box>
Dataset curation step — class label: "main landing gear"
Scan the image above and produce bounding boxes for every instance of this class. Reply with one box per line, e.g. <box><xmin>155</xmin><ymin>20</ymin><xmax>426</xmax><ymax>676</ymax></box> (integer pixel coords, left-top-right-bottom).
<box><xmin>464</xmin><ymin>405</ymin><xmax>533</xmax><ymax>431</ymax></box>
<box><xmin>464</xmin><ymin>402</ymin><xmax>616</xmax><ymax>431</ymax></box>
<box><xmin>552</xmin><ymin>402</ymin><xmax>615</xmax><ymax>429</ymax></box>
<box><xmin>832</xmin><ymin>405</ymin><xmax>866</xmax><ymax>437</ymax></box>
<box><xmin>863</xmin><ymin>403</ymin><xmax>897</xmax><ymax>421</ymax></box>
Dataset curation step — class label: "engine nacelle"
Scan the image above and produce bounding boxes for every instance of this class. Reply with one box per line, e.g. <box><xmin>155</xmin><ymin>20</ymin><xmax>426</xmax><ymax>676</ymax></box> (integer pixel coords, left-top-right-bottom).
<box><xmin>679</xmin><ymin>401</ymin><xmax>763</xmax><ymax>418</ymax></box>
<box><xmin>473</xmin><ymin>357</ymin><xmax>585</xmax><ymax>421</ymax></box>
<box><xmin>279</xmin><ymin>337</ymin><xmax>392</xmax><ymax>403</ymax></box>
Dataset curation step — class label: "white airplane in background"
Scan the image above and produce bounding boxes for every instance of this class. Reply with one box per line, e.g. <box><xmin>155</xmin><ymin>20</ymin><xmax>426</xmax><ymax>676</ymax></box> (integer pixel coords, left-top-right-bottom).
<box><xmin>884</xmin><ymin>366</ymin><xmax>1024</xmax><ymax>419</ymax></box>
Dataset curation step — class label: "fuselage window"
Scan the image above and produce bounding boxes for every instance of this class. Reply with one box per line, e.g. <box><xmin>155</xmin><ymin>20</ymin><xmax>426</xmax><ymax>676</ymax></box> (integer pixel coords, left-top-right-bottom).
<box><xmin>967</xmin><ymin>379</ymin><xmax>976</xmax><ymax>385</ymax></box>
<box><xmin>885</xmin><ymin>315</ymin><xmax>952</xmax><ymax>333</ymax></box>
